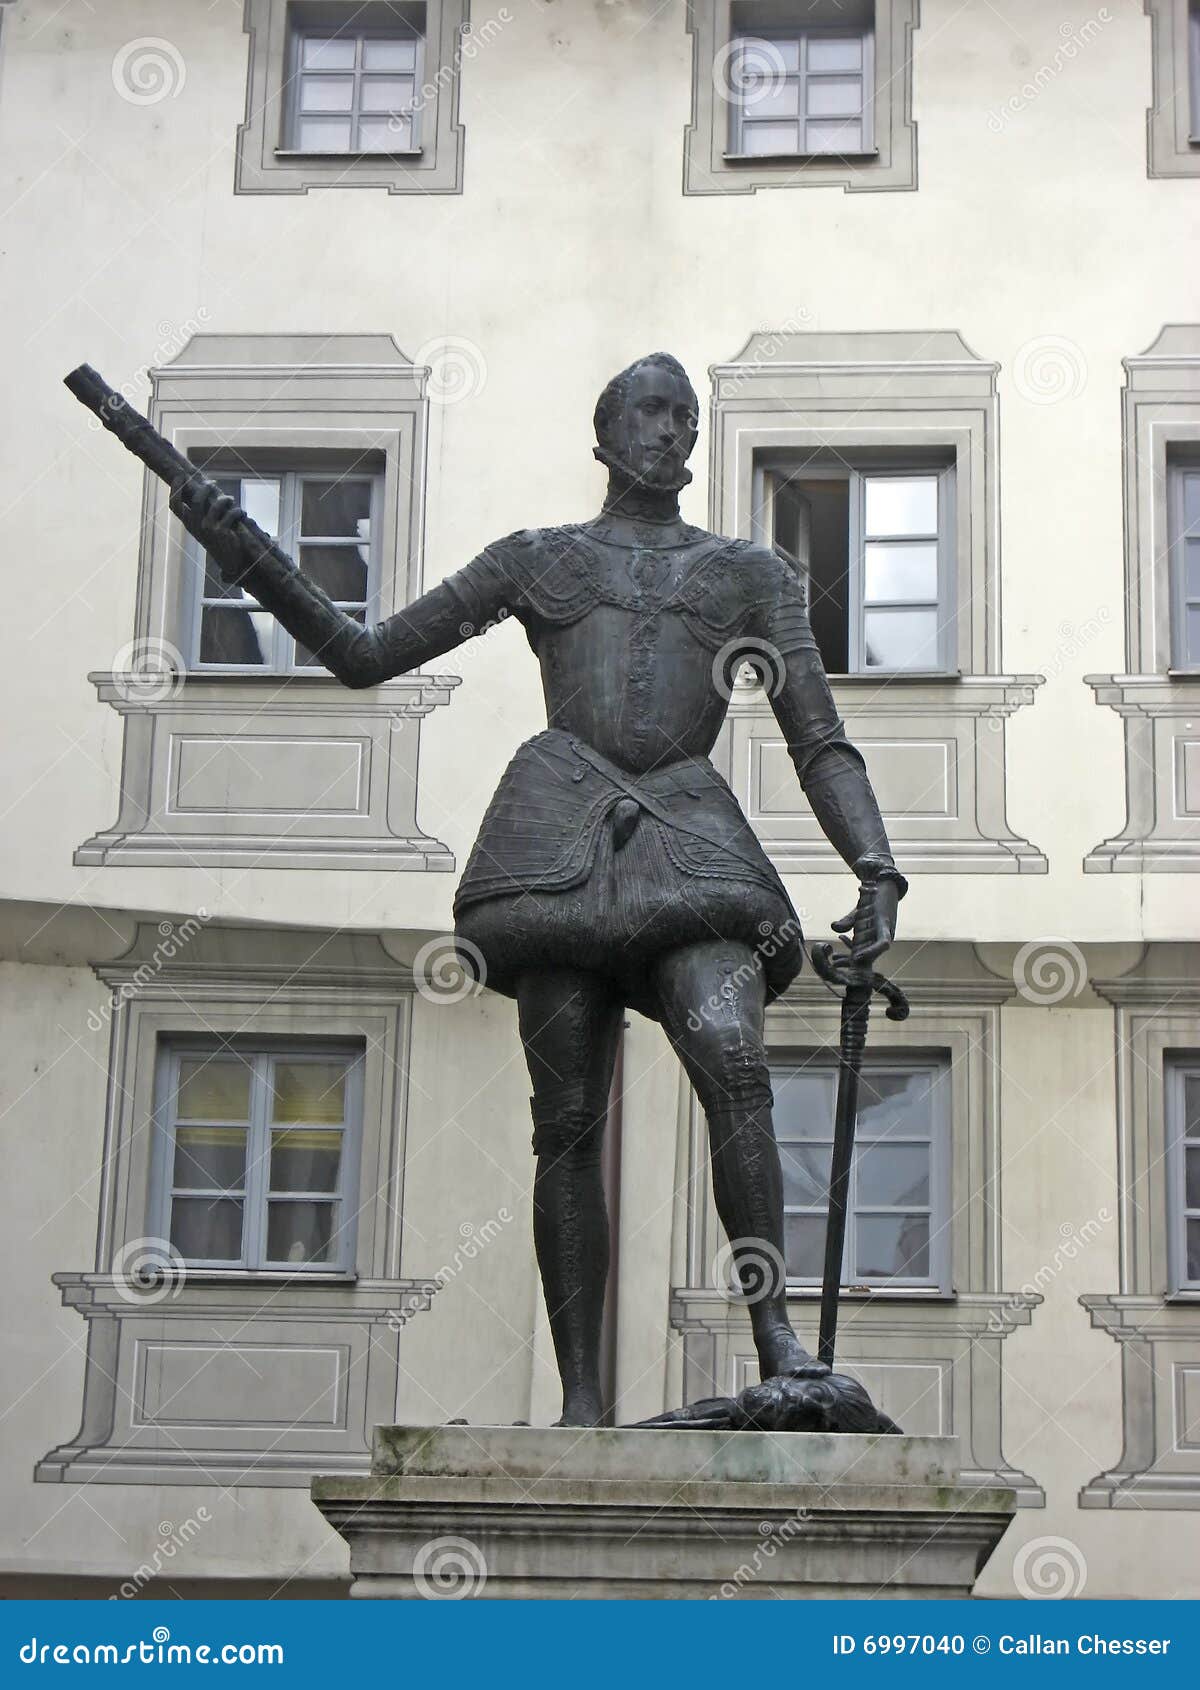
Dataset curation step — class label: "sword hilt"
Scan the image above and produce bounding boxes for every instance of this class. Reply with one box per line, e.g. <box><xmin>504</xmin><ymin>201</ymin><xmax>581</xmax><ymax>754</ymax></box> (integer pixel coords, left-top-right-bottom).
<box><xmin>809</xmin><ymin>942</ymin><xmax>910</xmax><ymax>1021</ymax></box>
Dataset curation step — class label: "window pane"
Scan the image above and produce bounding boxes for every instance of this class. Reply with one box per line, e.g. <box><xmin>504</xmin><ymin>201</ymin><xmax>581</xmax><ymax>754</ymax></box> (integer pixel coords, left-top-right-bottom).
<box><xmin>780</xmin><ymin>1142</ymin><xmax>831</xmax><ymax>1208</ymax></box>
<box><xmin>270</xmin><ymin>1128</ymin><xmax>342</xmax><ymax>1194</ymax></box>
<box><xmin>773</xmin><ymin>1069</ymin><xmax>835</xmax><ymax>1138</ymax></box>
<box><xmin>1186</xmin><ymin>1074</ymin><xmax>1200</xmax><ymax>1133</ymax></box>
<box><xmin>784</xmin><ymin>1212</ymin><xmax>826</xmax><ymax>1279</ymax></box>
<box><xmin>171</xmin><ymin>1196</ymin><xmax>243</xmax><ymax>1261</ymax></box>
<box><xmin>362</xmin><ymin>37</ymin><xmax>417</xmax><ymax>70</ymax></box>
<box><xmin>357</xmin><ymin>114</ymin><xmax>412</xmax><ymax>150</ymax></box>
<box><xmin>865</xmin><ymin>476</ymin><xmax>938</xmax><ymax>537</ymax></box>
<box><xmin>803</xmin><ymin>119</ymin><xmax>863</xmax><ymax>152</ymax></box>
<box><xmin>295</xmin><ymin>115</ymin><xmax>353</xmax><ymax>152</ymax></box>
<box><xmin>199</xmin><ymin>606</ymin><xmax>274</xmax><ymax>666</ymax></box>
<box><xmin>204</xmin><ymin>557</ymin><xmax>262</xmax><ymax>601</ymax></box>
<box><xmin>301</xmin><ymin>478</ymin><xmax>372</xmax><ymax>538</ymax></box>
<box><xmin>859</xmin><ymin>1069</ymin><xmax>937</xmax><ymax>1137</ymax></box>
<box><xmin>238</xmin><ymin>478</ymin><xmax>281</xmax><ymax>537</ymax></box>
<box><xmin>1185</xmin><ymin>537</ymin><xmax>1200</xmax><ymax>598</ymax></box>
<box><xmin>298</xmin><ymin>545</ymin><xmax>369</xmax><ymax>602</ymax></box>
<box><xmin>863</xmin><ymin>607</ymin><xmax>940</xmax><ymax>669</ymax></box>
<box><xmin>176</xmin><ymin>1058</ymin><xmax>251</xmax><ymax>1122</ymax></box>
<box><xmin>808</xmin><ymin>36</ymin><xmax>863</xmax><ymax>73</ymax></box>
<box><xmin>864</xmin><ymin>543</ymin><xmax>938</xmax><ymax>604</ymax></box>
<box><xmin>855</xmin><ymin>1214</ymin><xmax>930</xmax><ymax>1280</ymax></box>
<box><xmin>735</xmin><ymin>35</ymin><xmax>800</xmax><ymax>74</ymax></box>
<box><xmin>300</xmin><ymin>75</ymin><xmax>354</xmax><ymax>113</ymax></box>
<box><xmin>271</xmin><ymin>1059</ymin><xmax>348</xmax><ymax>1124</ymax></box>
<box><xmin>302</xmin><ymin>37</ymin><xmax>356</xmax><ymax>70</ymax></box>
<box><xmin>1185</xmin><ymin>1143</ymin><xmax>1200</xmax><ymax>1210</ymax></box>
<box><xmin>267</xmin><ymin>1200</ymin><xmax>337</xmax><ymax>1265</ymax></box>
<box><xmin>1188</xmin><ymin>1218</ymin><xmax>1200</xmax><ymax>1283</ymax></box>
<box><xmin>806</xmin><ymin>77</ymin><xmax>863</xmax><ymax>118</ymax></box>
<box><xmin>173</xmin><ymin>1127</ymin><xmax>247</xmax><ymax>1192</ymax></box>
<box><xmin>1183</xmin><ymin>472</ymin><xmax>1200</xmax><ymax>534</ymax></box>
<box><xmin>744</xmin><ymin>82</ymin><xmax>801</xmax><ymax>120</ymax></box>
<box><xmin>1186</xmin><ymin>606</ymin><xmax>1200</xmax><ymax>666</ymax></box>
<box><xmin>742</xmin><ymin>121</ymin><xmax>801</xmax><ymax>155</ymax></box>
<box><xmin>856</xmin><ymin>1142</ymin><xmax>930</xmax><ymax>1207</ymax></box>
<box><xmin>360</xmin><ymin>75</ymin><xmax>415</xmax><ymax>113</ymax></box>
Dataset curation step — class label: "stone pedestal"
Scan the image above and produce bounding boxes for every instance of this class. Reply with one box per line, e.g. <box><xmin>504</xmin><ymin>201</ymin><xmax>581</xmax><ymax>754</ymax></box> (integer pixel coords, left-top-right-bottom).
<box><xmin>312</xmin><ymin>1425</ymin><xmax>1016</xmax><ymax>1599</ymax></box>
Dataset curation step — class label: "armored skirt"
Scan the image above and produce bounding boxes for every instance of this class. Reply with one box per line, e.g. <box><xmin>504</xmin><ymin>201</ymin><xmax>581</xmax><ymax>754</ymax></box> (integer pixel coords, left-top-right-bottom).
<box><xmin>453</xmin><ymin>729</ymin><xmax>804</xmax><ymax>1021</ymax></box>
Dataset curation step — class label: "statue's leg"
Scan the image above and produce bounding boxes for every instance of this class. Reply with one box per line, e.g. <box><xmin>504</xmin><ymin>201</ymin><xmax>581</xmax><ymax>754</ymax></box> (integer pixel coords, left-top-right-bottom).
<box><xmin>652</xmin><ymin>941</ymin><xmax>824</xmax><ymax>1383</ymax></box>
<box><xmin>516</xmin><ymin>968</ymin><xmax>623</xmax><ymax>1428</ymax></box>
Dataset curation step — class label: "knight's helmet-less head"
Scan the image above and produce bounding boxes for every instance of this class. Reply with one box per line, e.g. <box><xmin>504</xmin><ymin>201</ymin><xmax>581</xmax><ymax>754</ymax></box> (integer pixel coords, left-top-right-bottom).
<box><xmin>592</xmin><ymin>353</ymin><xmax>699</xmax><ymax>493</ymax></box>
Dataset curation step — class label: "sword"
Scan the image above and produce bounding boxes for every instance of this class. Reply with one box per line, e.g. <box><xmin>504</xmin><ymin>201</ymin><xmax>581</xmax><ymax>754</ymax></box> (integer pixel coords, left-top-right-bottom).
<box><xmin>809</xmin><ymin>935</ymin><xmax>910</xmax><ymax>1369</ymax></box>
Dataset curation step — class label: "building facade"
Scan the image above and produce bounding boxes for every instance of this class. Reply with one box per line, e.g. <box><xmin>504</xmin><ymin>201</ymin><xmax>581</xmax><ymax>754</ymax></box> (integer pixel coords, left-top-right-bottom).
<box><xmin>1</xmin><ymin>0</ymin><xmax>1199</xmax><ymax>1598</ymax></box>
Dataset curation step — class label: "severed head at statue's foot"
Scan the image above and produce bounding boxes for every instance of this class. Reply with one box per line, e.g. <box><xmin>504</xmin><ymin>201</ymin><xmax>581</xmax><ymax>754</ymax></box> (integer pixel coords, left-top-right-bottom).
<box><xmin>77</xmin><ymin>350</ymin><xmax>910</xmax><ymax>1436</ymax></box>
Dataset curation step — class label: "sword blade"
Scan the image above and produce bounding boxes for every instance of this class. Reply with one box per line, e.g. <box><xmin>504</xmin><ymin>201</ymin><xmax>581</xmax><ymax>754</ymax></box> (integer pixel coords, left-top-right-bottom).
<box><xmin>817</xmin><ymin>981</ymin><xmax>872</xmax><ymax>1368</ymax></box>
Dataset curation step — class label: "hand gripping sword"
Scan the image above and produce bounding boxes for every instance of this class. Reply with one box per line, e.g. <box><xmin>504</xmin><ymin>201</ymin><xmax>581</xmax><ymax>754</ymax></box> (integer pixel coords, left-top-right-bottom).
<box><xmin>808</xmin><ymin>939</ymin><xmax>910</xmax><ymax>1369</ymax></box>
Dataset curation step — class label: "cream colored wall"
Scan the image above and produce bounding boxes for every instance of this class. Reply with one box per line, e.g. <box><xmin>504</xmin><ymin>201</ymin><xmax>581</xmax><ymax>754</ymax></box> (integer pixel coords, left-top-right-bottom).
<box><xmin>2</xmin><ymin>0</ymin><xmax>1199</xmax><ymax>1597</ymax></box>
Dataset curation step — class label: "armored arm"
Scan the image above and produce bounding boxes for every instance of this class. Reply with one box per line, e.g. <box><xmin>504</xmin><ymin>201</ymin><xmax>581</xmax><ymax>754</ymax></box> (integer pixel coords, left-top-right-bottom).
<box><xmin>758</xmin><ymin>556</ymin><xmax>906</xmax><ymax>956</ymax></box>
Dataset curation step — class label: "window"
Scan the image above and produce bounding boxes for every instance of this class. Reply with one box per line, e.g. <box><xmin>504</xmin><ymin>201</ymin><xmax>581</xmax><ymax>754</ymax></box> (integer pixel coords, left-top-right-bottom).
<box><xmin>771</xmin><ymin>1056</ymin><xmax>951</xmax><ymax>1290</ymax></box>
<box><xmin>683</xmin><ymin>0</ymin><xmax>917</xmax><ymax>197</ymax></box>
<box><xmin>1169</xmin><ymin>1059</ymin><xmax>1200</xmax><ymax>1292</ymax></box>
<box><xmin>759</xmin><ymin>459</ymin><xmax>955</xmax><ymax>673</ymax></box>
<box><xmin>728</xmin><ymin>21</ymin><xmax>873</xmax><ymax>158</ymax></box>
<box><xmin>1146</xmin><ymin>0</ymin><xmax>1200</xmax><ymax>177</ymax></box>
<box><xmin>287</xmin><ymin>11</ymin><xmax>423</xmax><ymax>154</ymax></box>
<box><xmin>187</xmin><ymin>464</ymin><xmax>380</xmax><ymax>672</ymax></box>
<box><xmin>1192</xmin><ymin>1</ymin><xmax>1200</xmax><ymax>139</ymax></box>
<box><xmin>1170</xmin><ymin>458</ymin><xmax>1200</xmax><ymax>670</ymax></box>
<box><xmin>236</xmin><ymin>0</ymin><xmax>467</xmax><ymax>196</ymax></box>
<box><xmin>153</xmin><ymin>1042</ymin><xmax>364</xmax><ymax>1272</ymax></box>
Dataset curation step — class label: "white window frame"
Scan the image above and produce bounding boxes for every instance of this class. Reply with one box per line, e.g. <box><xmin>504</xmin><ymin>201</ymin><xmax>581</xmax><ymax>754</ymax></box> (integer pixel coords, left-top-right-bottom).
<box><xmin>285</xmin><ymin>13</ymin><xmax>425</xmax><ymax>156</ymax></box>
<box><xmin>1169</xmin><ymin>458</ymin><xmax>1200</xmax><ymax>671</ymax></box>
<box><xmin>755</xmin><ymin>457</ymin><xmax>957</xmax><ymax>676</ymax></box>
<box><xmin>1168</xmin><ymin>1057</ymin><xmax>1200</xmax><ymax>1293</ymax></box>
<box><xmin>150</xmin><ymin>1039</ymin><xmax>365</xmax><ymax>1275</ymax></box>
<box><xmin>185</xmin><ymin>462</ymin><xmax>382</xmax><ymax>675</ymax></box>
<box><xmin>772</xmin><ymin>1053</ymin><xmax>953</xmax><ymax>1294</ymax></box>
<box><xmin>727</xmin><ymin>25</ymin><xmax>875</xmax><ymax>159</ymax></box>
<box><xmin>1190</xmin><ymin>0</ymin><xmax>1200</xmax><ymax>142</ymax></box>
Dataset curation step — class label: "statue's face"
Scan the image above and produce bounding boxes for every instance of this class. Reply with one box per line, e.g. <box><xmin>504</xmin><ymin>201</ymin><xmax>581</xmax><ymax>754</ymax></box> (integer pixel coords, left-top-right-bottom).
<box><xmin>610</xmin><ymin>364</ymin><xmax>699</xmax><ymax>491</ymax></box>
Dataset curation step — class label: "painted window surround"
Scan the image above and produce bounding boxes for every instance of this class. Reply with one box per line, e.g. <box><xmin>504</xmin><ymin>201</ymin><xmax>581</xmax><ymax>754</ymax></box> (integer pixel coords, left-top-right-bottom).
<box><xmin>75</xmin><ymin>335</ymin><xmax>461</xmax><ymax>873</ymax></box>
<box><xmin>1086</xmin><ymin>327</ymin><xmax>1200</xmax><ymax>872</ymax></box>
<box><xmin>1081</xmin><ymin>947</ymin><xmax>1200</xmax><ymax>1508</ymax></box>
<box><xmin>36</xmin><ymin>923</ymin><xmax>438</xmax><ymax>1488</ymax></box>
<box><xmin>683</xmin><ymin>0</ymin><xmax>919</xmax><ymax>196</ymax></box>
<box><xmin>236</xmin><ymin>0</ymin><xmax>467</xmax><ymax>195</ymax></box>
<box><xmin>1145</xmin><ymin>0</ymin><xmax>1200</xmax><ymax>179</ymax></box>
<box><xmin>709</xmin><ymin>330</ymin><xmax>1046</xmax><ymax>874</ymax></box>
<box><xmin>671</xmin><ymin>942</ymin><xmax>1043</xmax><ymax>1502</ymax></box>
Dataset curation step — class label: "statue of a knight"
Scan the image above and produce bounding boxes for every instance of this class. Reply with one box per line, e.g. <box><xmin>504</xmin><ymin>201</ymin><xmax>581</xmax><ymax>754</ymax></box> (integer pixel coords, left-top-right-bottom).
<box><xmin>172</xmin><ymin>352</ymin><xmax>908</xmax><ymax>1429</ymax></box>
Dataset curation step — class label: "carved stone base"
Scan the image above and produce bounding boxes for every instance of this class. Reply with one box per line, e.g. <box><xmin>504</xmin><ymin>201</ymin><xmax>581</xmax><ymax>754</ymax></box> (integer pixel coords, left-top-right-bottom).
<box><xmin>312</xmin><ymin>1425</ymin><xmax>1016</xmax><ymax>1599</ymax></box>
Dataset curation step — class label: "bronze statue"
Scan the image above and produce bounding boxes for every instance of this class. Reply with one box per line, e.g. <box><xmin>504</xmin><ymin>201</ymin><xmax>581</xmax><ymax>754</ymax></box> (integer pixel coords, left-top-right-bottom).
<box><xmin>73</xmin><ymin>353</ymin><xmax>907</xmax><ymax>1432</ymax></box>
